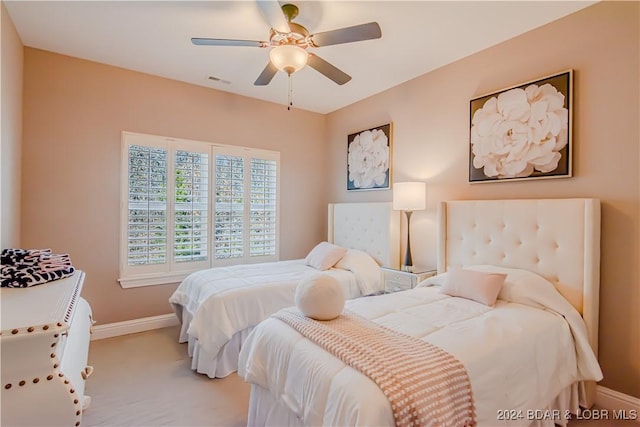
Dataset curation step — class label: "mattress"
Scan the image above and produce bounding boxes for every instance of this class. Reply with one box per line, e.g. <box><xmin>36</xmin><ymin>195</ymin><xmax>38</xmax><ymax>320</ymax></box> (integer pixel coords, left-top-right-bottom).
<box><xmin>239</xmin><ymin>269</ymin><xmax>603</xmax><ymax>426</ymax></box>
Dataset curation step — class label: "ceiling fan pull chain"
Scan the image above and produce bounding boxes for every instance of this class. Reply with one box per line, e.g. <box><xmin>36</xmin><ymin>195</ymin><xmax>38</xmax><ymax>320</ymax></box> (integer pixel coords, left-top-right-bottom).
<box><xmin>288</xmin><ymin>73</ymin><xmax>293</xmax><ymax>111</ymax></box>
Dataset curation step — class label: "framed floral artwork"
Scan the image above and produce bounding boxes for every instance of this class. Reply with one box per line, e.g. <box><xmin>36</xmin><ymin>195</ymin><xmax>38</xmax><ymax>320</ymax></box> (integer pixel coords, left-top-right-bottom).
<box><xmin>469</xmin><ymin>70</ymin><xmax>573</xmax><ymax>183</ymax></box>
<box><xmin>347</xmin><ymin>123</ymin><xmax>392</xmax><ymax>191</ymax></box>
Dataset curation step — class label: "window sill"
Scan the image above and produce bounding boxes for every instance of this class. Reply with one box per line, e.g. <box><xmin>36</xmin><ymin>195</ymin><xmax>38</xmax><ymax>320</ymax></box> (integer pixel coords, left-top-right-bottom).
<box><xmin>118</xmin><ymin>272</ymin><xmax>192</xmax><ymax>289</ymax></box>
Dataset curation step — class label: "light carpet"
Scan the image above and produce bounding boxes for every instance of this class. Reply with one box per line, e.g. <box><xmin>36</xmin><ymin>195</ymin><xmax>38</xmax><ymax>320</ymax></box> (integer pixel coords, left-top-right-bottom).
<box><xmin>83</xmin><ymin>325</ymin><xmax>635</xmax><ymax>427</ymax></box>
<box><xmin>83</xmin><ymin>325</ymin><xmax>248</xmax><ymax>427</ymax></box>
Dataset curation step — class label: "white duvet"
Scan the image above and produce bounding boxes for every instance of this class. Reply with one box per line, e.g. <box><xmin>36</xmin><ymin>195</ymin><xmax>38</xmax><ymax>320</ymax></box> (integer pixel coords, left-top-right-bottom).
<box><xmin>239</xmin><ymin>266</ymin><xmax>603</xmax><ymax>426</ymax></box>
<box><xmin>169</xmin><ymin>259</ymin><xmax>367</xmax><ymax>358</ymax></box>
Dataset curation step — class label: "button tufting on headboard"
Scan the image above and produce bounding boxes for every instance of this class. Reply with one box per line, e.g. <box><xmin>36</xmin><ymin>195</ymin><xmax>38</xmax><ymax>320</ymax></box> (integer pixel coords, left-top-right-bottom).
<box><xmin>437</xmin><ymin>198</ymin><xmax>602</xmax><ymax>409</ymax></box>
<box><xmin>438</xmin><ymin>198</ymin><xmax>600</xmax><ymax>320</ymax></box>
<box><xmin>328</xmin><ymin>203</ymin><xmax>400</xmax><ymax>269</ymax></box>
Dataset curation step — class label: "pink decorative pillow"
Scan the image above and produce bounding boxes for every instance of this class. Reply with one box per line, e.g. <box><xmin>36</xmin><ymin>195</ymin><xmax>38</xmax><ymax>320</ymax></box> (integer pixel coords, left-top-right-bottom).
<box><xmin>305</xmin><ymin>242</ymin><xmax>347</xmax><ymax>271</ymax></box>
<box><xmin>440</xmin><ymin>268</ymin><xmax>507</xmax><ymax>306</ymax></box>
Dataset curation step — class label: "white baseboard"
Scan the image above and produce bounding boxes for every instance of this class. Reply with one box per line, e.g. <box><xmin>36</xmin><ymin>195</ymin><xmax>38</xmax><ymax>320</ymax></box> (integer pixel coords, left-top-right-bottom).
<box><xmin>596</xmin><ymin>385</ymin><xmax>640</xmax><ymax>418</ymax></box>
<box><xmin>91</xmin><ymin>313</ymin><xmax>179</xmax><ymax>341</ymax></box>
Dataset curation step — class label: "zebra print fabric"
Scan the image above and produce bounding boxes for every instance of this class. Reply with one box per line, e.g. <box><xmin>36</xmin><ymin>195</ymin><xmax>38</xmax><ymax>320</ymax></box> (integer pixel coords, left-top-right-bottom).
<box><xmin>1</xmin><ymin>248</ymin><xmax>75</xmax><ymax>288</ymax></box>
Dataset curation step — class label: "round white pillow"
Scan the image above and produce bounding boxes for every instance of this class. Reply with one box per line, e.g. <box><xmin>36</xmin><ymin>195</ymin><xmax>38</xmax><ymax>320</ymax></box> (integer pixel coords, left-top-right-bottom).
<box><xmin>295</xmin><ymin>274</ymin><xmax>345</xmax><ymax>320</ymax></box>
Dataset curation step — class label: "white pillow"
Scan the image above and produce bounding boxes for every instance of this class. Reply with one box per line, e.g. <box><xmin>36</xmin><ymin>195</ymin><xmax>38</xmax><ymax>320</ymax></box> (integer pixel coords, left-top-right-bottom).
<box><xmin>440</xmin><ymin>268</ymin><xmax>506</xmax><ymax>306</ymax></box>
<box><xmin>295</xmin><ymin>273</ymin><xmax>345</xmax><ymax>320</ymax></box>
<box><xmin>466</xmin><ymin>265</ymin><xmax>562</xmax><ymax>309</ymax></box>
<box><xmin>305</xmin><ymin>242</ymin><xmax>347</xmax><ymax>270</ymax></box>
<box><xmin>335</xmin><ymin>249</ymin><xmax>382</xmax><ymax>295</ymax></box>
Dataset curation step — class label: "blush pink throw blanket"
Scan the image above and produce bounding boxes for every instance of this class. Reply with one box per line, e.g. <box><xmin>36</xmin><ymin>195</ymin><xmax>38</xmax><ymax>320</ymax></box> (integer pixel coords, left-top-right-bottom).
<box><xmin>273</xmin><ymin>309</ymin><xmax>476</xmax><ymax>427</ymax></box>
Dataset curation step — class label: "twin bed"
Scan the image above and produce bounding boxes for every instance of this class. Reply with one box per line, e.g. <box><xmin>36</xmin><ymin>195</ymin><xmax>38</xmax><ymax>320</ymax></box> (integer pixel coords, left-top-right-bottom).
<box><xmin>169</xmin><ymin>202</ymin><xmax>400</xmax><ymax>378</ymax></box>
<box><xmin>237</xmin><ymin>198</ymin><xmax>603</xmax><ymax>426</ymax></box>
<box><xmin>170</xmin><ymin>198</ymin><xmax>603</xmax><ymax>427</ymax></box>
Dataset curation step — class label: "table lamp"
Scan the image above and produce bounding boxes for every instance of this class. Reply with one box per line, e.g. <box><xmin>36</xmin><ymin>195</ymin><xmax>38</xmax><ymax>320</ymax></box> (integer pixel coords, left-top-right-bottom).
<box><xmin>392</xmin><ymin>182</ymin><xmax>426</xmax><ymax>272</ymax></box>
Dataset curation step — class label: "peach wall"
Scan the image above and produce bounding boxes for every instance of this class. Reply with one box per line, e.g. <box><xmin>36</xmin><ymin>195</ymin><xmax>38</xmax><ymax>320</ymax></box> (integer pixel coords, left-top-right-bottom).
<box><xmin>326</xmin><ymin>2</ymin><xmax>639</xmax><ymax>397</ymax></box>
<box><xmin>1</xmin><ymin>2</ymin><xmax>23</xmax><ymax>248</ymax></box>
<box><xmin>21</xmin><ymin>48</ymin><xmax>327</xmax><ymax>325</ymax></box>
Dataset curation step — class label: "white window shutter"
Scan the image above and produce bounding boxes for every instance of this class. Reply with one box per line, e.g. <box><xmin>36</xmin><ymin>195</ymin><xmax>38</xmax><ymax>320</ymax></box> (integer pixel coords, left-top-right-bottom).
<box><xmin>214</xmin><ymin>153</ymin><xmax>245</xmax><ymax>260</ymax></box>
<box><xmin>250</xmin><ymin>158</ymin><xmax>277</xmax><ymax>257</ymax></box>
<box><xmin>127</xmin><ymin>144</ymin><xmax>168</xmax><ymax>266</ymax></box>
<box><xmin>174</xmin><ymin>150</ymin><xmax>209</xmax><ymax>263</ymax></box>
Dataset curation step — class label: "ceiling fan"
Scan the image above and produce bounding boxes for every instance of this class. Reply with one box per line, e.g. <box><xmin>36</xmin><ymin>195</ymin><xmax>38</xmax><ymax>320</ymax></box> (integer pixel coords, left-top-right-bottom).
<box><xmin>191</xmin><ymin>1</ymin><xmax>382</xmax><ymax>86</ymax></box>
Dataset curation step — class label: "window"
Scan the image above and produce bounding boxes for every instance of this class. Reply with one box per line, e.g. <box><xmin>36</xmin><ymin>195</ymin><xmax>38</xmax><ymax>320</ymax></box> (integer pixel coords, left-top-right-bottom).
<box><xmin>213</xmin><ymin>153</ymin><xmax>244</xmax><ymax>260</ymax></box>
<box><xmin>174</xmin><ymin>148</ymin><xmax>209</xmax><ymax>264</ymax></box>
<box><xmin>249</xmin><ymin>158</ymin><xmax>277</xmax><ymax>256</ymax></box>
<box><xmin>127</xmin><ymin>144</ymin><xmax>168</xmax><ymax>267</ymax></box>
<box><xmin>120</xmin><ymin>132</ymin><xmax>279</xmax><ymax>288</ymax></box>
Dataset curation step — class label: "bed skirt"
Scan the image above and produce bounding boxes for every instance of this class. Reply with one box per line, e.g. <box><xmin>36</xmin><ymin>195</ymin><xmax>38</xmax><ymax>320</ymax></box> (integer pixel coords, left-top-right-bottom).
<box><xmin>247</xmin><ymin>382</ymin><xmax>583</xmax><ymax>427</ymax></box>
<box><xmin>175</xmin><ymin>304</ymin><xmax>253</xmax><ymax>378</ymax></box>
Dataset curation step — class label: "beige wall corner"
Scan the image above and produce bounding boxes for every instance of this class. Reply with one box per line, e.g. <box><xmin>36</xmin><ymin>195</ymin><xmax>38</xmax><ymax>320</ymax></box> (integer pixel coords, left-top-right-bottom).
<box><xmin>1</xmin><ymin>2</ymin><xmax>23</xmax><ymax>248</ymax></box>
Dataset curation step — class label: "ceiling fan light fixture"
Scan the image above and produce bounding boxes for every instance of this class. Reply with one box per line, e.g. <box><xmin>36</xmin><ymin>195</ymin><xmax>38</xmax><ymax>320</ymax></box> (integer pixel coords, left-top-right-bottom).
<box><xmin>269</xmin><ymin>45</ymin><xmax>308</xmax><ymax>75</ymax></box>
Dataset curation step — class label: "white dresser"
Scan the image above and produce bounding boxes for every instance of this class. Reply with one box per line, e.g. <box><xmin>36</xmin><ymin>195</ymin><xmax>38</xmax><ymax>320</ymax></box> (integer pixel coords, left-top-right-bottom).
<box><xmin>1</xmin><ymin>271</ymin><xmax>94</xmax><ymax>427</ymax></box>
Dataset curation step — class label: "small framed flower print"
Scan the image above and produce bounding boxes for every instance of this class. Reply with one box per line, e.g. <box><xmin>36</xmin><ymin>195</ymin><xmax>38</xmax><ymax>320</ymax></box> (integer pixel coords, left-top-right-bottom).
<box><xmin>469</xmin><ymin>70</ymin><xmax>573</xmax><ymax>183</ymax></box>
<box><xmin>347</xmin><ymin>123</ymin><xmax>392</xmax><ymax>191</ymax></box>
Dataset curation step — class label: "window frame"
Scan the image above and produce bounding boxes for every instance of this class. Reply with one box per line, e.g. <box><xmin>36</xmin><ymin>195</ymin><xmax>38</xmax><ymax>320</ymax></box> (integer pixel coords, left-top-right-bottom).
<box><xmin>119</xmin><ymin>132</ymin><xmax>280</xmax><ymax>288</ymax></box>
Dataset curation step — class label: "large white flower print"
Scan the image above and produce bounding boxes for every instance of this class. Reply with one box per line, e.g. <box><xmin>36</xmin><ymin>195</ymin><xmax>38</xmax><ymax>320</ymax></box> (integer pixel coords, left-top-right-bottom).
<box><xmin>348</xmin><ymin>129</ymin><xmax>389</xmax><ymax>188</ymax></box>
<box><xmin>471</xmin><ymin>82</ymin><xmax>568</xmax><ymax>179</ymax></box>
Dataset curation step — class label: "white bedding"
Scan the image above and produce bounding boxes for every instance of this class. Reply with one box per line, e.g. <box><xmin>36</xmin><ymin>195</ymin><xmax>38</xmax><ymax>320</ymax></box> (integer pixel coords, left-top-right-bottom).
<box><xmin>239</xmin><ymin>268</ymin><xmax>603</xmax><ymax>426</ymax></box>
<box><xmin>169</xmin><ymin>259</ymin><xmax>376</xmax><ymax>376</ymax></box>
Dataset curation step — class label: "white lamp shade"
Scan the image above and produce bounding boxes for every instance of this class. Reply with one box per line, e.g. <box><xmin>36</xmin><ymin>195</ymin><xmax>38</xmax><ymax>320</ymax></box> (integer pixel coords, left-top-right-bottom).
<box><xmin>269</xmin><ymin>45</ymin><xmax>308</xmax><ymax>74</ymax></box>
<box><xmin>393</xmin><ymin>182</ymin><xmax>426</xmax><ymax>211</ymax></box>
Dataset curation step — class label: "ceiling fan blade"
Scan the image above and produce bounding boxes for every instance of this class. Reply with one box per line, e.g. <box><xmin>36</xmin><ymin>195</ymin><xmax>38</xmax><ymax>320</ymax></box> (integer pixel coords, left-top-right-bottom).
<box><xmin>307</xmin><ymin>53</ymin><xmax>351</xmax><ymax>85</ymax></box>
<box><xmin>254</xmin><ymin>62</ymin><xmax>278</xmax><ymax>86</ymax></box>
<box><xmin>192</xmin><ymin>38</ymin><xmax>267</xmax><ymax>48</ymax></box>
<box><xmin>309</xmin><ymin>22</ymin><xmax>382</xmax><ymax>47</ymax></box>
<box><xmin>256</xmin><ymin>0</ymin><xmax>290</xmax><ymax>33</ymax></box>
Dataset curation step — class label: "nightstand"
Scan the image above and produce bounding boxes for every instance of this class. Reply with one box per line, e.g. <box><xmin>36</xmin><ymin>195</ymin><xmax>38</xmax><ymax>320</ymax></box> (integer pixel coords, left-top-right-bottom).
<box><xmin>380</xmin><ymin>267</ymin><xmax>437</xmax><ymax>293</ymax></box>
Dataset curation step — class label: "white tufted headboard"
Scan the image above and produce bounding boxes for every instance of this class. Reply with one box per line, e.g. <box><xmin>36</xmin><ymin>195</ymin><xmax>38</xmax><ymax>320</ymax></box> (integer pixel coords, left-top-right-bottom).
<box><xmin>328</xmin><ymin>202</ymin><xmax>400</xmax><ymax>269</ymax></box>
<box><xmin>437</xmin><ymin>198</ymin><xmax>601</xmax><ymax>405</ymax></box>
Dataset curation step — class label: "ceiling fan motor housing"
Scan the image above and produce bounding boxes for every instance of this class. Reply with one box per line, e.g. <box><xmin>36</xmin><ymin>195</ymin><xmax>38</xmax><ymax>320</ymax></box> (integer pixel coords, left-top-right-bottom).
<box><xmin>269</xmin><ymin>21</ymin><xmax>309</xmax><ymax>48</ymax></box>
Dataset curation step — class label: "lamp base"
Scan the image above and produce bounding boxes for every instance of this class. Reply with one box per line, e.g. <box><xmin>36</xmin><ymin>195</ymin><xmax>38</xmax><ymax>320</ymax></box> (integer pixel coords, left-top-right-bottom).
<box><xmin>403</xmin><ymin>210</ymin><xmax>414</xmax><ymax>273</ymax></box>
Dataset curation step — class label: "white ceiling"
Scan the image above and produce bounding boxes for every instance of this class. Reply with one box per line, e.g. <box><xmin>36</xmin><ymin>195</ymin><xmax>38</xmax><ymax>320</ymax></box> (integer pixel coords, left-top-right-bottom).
<box><xmin>5</xmin><ymin>1</ymin><xmax>594</xmax><ymax>114</ymax></box>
